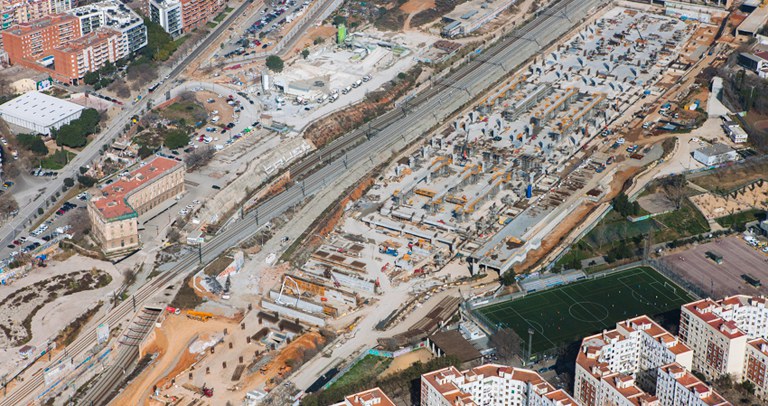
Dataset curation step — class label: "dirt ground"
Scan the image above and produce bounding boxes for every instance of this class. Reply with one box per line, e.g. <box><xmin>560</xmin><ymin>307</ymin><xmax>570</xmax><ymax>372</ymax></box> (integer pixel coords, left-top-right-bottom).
<box><xmin>400</xmin><ymin>0</ymin><xmax>434</xmax><ymax>13</ymax></box>
<box><xmin>689</xmin><ymin>183</ymin><xmax>768</xmax><ymax>220</ymax></box>
<box><xmin>113</xmin><ymin>314</ymin><xmax>239</xmax><ymax>406</ymax></box>
<box><xmin>660</xmin><ymin>236</ymin><xmax>768</xmax><ymax>297</ymax></box>
<box><xmin>287</xmin><ymin>25</ymin><xmax>338</xmax><ymax>55</ymax></box>
<box><xmin>379</xmin><ymin>348</ymin><xmax>433</xmax><ymax>377</ymax></box>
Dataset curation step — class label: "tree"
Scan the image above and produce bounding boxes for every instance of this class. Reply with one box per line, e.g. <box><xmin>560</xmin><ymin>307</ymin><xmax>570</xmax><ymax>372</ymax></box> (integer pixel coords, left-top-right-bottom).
<box><xmin>661</xmin><ymin>174</ymin><xmax>688</xmax><ymax>210</ymax></box>
<box><xmin>138</xmin><ymin>145</ymin><xmax>154</xmax><ymax>159</ymax></box>
<box><xmin>224</xmin><ymin>274</ymin><xmax>231</xmax><ymax>293</ymax></box>
<box><xmin>333</xmin><ymin>15</ymin><xmax>347</xmax><ymax>26</ymax></box>
<box><xmin>301</xmin><ymin>49</ymin><xmax>310</xmax><ymax>59</ymax></box>
<box><xmin>100</xmin><ymin>60</ymin><xmax>116</xmax><ymax>75</ymax></box>
<box><xmin>63</xmin><ymin>177</ymin><xmax>75</xmax><ymax>188</ymax></box>
<box><xmin>0</xmin><ymin>194</ymin><xmax>18</xmax><ymax>217</ymax></box>
<box><xmin>77</xmin><ymin>175</ymin><xmax>97</xmax><ymax>188</ymax></box>
<box><xmin>313</xmin><ymin>36</ymin><xmax>325</xmax><ymax>45</ymax></box>
<box><xmin>83</xmin><ymin>71</ymin><xmax>100</xmax><ymax>85</ymax></box>
<box><xmin>265</xmin><ymin>55</ymin><xmax>284</xmax><ymax>73</ymax></box>
<box><xmin>489</xmin><ymin>328</ymin><xmax>522</xmax><ymax>363</ymax></box>
<box><xmin>16</xmin><ymin>133</ymin><xmax>48</xmax><ymax>155</ymax></box>
<box><xmin>164</xmin><ymin>130</ymin><xmax>190</xmax><ymax>149</ymax></box>
<box><xmin>79</xmin><ymin>166</ymin><xmax>88</xmax><ymax>175</ymax></box>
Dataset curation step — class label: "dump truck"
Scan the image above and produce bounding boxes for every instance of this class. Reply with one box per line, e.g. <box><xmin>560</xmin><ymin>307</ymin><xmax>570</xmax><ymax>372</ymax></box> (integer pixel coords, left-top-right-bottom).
<box><xmin>379</xmin><ymin>246</ymin><xmax>398</xmax><ymax>256</ymax></box>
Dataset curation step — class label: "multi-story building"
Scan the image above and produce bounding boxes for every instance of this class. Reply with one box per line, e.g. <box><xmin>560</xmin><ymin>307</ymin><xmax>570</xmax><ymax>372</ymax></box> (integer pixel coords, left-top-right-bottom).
<box><xmin>149</xmin><ymin>0</ymin><xmax>222</xmax><ymax>36</ymax></box>
<box><xmin>744</xmin><ymin>338</ymin><xmax>768</xmax><ymax>400</ymax></box>
<box><xmin>420</xmin><ymin>363</ymin><xmax>578</xmax><ymax>406</ymax></box>
<box><xmin>50</xmin><ymin>28</ymin><xmax>121</xmax><ymax>82</ymax></box>
<box><xmin>1</xmin><ymin>1</ymin><xmax>146</xmax><ymax>83</ymax></box>
<box><xmin>69</xmin><ymin>0</ymin><xmax>147</xmax><ymax>54</ymax></box>
<box><xmin>330</xmin><ymin>387</ymin><xmax>397</xmax><ymax>406</ymax></box>
<box><xmin>2</xmin><ymin>13</ymin><xmax>80</xmax><ymax>61</ymax></box>
<box><xmin>656</xmin><ymin>363</ymin><xmax>731</xmax><ymax>406</ymax></box>
<box><xmin>679</xmin><ymin>296</ymin><xmax>768</xmax><ymax>380</ymax></box>
<box><xmin>0</xmin><ymin>0</ymin><xmax>73</xmax><ymax>32</ymax></box>
<box><xmin>574</xmin><ymin>315</ymin><xmax>693</xmax><ymax>406</ymax></box>
<box><xmin>87</xmin><ymin>156</ymin><xmax>185</xmax><ymax>256</ymax></box>
<box><xmin>148</xmin><ymin>0</ymin><xmax>182</xmax><ymax>37</ymax></box>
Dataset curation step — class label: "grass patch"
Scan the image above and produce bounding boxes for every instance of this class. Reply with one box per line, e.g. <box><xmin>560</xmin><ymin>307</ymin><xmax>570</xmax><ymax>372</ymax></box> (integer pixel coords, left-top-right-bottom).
<box><xmin>159</xmin><ymin>100</ymin><xmax>207</xmax><ymax>125</ymax></box>
<box><xmin>214</xmin><ymin>12</ymin><xmax>227</xmax><ymax>23</ymax></box>
<box><xmin>206</xmin><ymin>21</ymin><xmax>217</xmax><ymax>28</ymax></box>
<box><xmin>225</xmin><ymin>6</ymin><xmax>233</xmax><ymax>12</ymax></box>
<box><xmin>203</xmin><ymin>255</ymin><xmax>233</xmax><ymax>277</ymax></box>
<box><xmin>328</xmin><ymin>355</ymin><xmax>392</xmax><ymax>391</ymax></box>
<box><xmin>715</xmin><ymin>209</ymin><xmax>766</xmax><ymax>229</ymax></box>
<box><xmin>689</xmin><ymin>159</ymin><xmax>768</xmax><ymax>193</ymax></box>
<box><xmin>474</xmin><ymin>267</ymin><xmax>693</xmax><ymax>353</ymax></box>
<box><xmin>169</xmin><ymin>275</ymin><xmax>204</xmax><ymax>309</ymax></box>
<box><xmin>40</xmin><ymin>150</ymin><xmax>76</xmax><ymax>170</ymax></box>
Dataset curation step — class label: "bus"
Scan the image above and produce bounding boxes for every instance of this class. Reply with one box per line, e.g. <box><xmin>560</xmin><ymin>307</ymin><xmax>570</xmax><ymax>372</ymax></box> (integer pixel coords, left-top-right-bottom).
<box><xmin>705</xmin><ymin>251</ymin><xmax>723</xmax><ymax>264</ymax></box>
<box><xmin>148</xmin><ymin>83</ymin><xmax>160</xmax><ymax>93</ymax></box>
<box><xmin>741</xmin><ymin>274</ymin><xmax>762</xmax><ymax>288</ymax></box>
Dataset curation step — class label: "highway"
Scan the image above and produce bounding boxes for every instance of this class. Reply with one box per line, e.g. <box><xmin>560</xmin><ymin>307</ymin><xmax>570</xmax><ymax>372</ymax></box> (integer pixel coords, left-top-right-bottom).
<box><xmin>1</xmin><ymin>0</ymin><xmax>607</xmax><ymax>403</ymax></box>
<box><xmin>0</xmin><ymin>0</ymin><xmax>254</xmax><ymax>252</ymax></box>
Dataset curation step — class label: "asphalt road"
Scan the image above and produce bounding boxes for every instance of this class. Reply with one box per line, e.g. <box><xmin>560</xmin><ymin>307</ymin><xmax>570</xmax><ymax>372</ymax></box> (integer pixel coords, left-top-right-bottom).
<box><xmin>0</xmin><ymin>0</ymin><xmax>254</xmax><ymax>253</ymax></box>
<box><xmin>0</xmin><ymin>0</ymin><xmax>607</xmax><ymax>403</ymax></box>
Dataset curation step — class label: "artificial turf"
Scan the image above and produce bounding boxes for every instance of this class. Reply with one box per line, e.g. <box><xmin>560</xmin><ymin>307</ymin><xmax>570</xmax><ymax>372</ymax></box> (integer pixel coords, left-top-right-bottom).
<box><xmin>474</xmin><ymin>267</ymin><xmax>693</xmax><ymax>353</ymax></box>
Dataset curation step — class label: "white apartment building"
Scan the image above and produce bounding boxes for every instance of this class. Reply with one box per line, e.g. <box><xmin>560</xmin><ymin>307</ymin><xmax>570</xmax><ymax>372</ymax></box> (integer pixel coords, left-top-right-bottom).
<box><xmin>148</xmin><ymin>0</ymin><xmax>182</xmax><ymax>37</ymax></box>
<box><xmin>744</xmin><ymin>338</ymin><xmax>768</xmax><ymax>400</ymax></box>
<box><xmin>679</xmin><ymin>296</ymin><xmax>768</xmax><ymax>380</ymax></box>
<box><xmin>656</xmin><ymin>363</ymin><xmax>731</xmax><ymax>406</ymax></box>
<box><xmin>331</xmin><ymin>387</ymin><xmax>397</xmax><ymax>406</ymax></box>
<box><xmin>420</xmin><ymin>364</ymin><xmax>578</xmax><ymax>406</ymax></box>
<box><xmin>68</xmin><ymin>0</ymin><xmax>147</xmax><ymax>54</ymax></box>
<box><xmin>573</xmin><ymin>316</ymin><xmax>693</xmax><ymax>406</ymax></box>
<box><xmin>599</xmin><ymin>374</ymin><xmax>659</xmax><ymax>406</ymax></box>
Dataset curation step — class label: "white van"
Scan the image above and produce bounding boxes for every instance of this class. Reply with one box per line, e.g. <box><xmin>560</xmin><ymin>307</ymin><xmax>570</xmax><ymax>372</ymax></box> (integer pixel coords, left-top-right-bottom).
<box><xmin>211</xmin><ymin>116</ymin><xmax>220</xmax><ymax>123</ymax></box>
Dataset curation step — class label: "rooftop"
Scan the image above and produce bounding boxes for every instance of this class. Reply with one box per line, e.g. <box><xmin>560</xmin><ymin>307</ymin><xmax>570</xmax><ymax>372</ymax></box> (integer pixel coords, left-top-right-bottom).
<box><xmin>0</xmin><ymin>91</ymin><xmax>84</xmax><ymax>129</ymax></box>
<box><xmin>695</xmin><ymin>143</ymin><xmax>734</xmax><ymax>157</ymax></box>
<box><xmin>339</xmin><ymin>387</ymin><xmax>396</xmax><ymax>406</ymax></box>
<box><xmin>659</xmin><ymin>363</ymin><xmax>731</xmax><ymax>406</ymax></box>
<box><xmin>3</xmin><ymin>14</ymin><xmax>78</xmax><ymax>36</ymax></box>
<box><xmin>428</xmin><ymin>330</ymin><xmax>482</xmax><ymax>363</ymax></box>
<box><xmin>738</xmin><ymin>4</ymin><xmax>768</xmax><ymax>35</ymax></box>
<box><xmin>56</xmin><ymin>28</ymin><xmax>120</xmax><ymax>53</ymax></box>
<box><xmin>91</xmin><ymin>156</ymin><xmax>182</xmax><ymax>220</ymax></box>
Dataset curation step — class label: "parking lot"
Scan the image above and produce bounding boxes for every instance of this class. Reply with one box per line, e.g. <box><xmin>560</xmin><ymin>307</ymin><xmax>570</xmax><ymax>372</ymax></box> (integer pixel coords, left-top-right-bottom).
<box><xmin>220</xmin><ymin>0</ymin><xmax>312</xmax><ymax>58</ymax></box>
<box><xmin>661</xmin><ymin>235</ymin><xmax>768</xmax><ymax>296</ymax></box>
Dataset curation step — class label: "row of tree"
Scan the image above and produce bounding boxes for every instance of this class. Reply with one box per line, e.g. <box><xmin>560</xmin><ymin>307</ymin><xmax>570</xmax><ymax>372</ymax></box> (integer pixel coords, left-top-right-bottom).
<box><xmin>51</xmin><ymin>109</ymin><xmax>100</xmax><ymax>148</ymax></box>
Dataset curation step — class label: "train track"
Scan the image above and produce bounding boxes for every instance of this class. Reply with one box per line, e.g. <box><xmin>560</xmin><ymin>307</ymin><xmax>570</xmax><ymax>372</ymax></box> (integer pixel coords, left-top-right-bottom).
<box><xmin>287</xmin><ymin>0</ymin><xmax>576</xmax><ymax>179</ymax></box>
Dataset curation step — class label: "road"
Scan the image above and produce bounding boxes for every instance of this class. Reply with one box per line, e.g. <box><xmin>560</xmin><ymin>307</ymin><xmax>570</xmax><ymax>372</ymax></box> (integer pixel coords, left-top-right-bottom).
<box><xmin>0</xmin><ymin>0</ymin><xmax>254</xmax><ymax>252</ymax></box>
<box><xmin>1</xmin><ymin>0</ymin><xmax>606</xmax><ymax>402</ymax></box>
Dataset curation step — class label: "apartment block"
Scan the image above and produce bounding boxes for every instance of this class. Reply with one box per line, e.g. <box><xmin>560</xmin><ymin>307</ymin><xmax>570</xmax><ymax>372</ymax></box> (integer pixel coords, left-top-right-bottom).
<box><xmin>0</xmin><ymin>0</ymin><xmax>73</xmax><ymax>31</ymax></box>
<box><xmin>656</xmin><ymin>363</ymin><xmax>731</xmax><ymax>406</ymax></box>
<box><xmin>744</xmin><ymin>338</ymin><xmax>768</xmax><ymax>400</ymax></box>
<box><xmin>679</xmin><ymin>296</ymin><xmax>768</xmax><ymax>380</ymax></box>
<box><xmin>149</xmin><ymin>0</ymin><xmax>182</xmax><ymax>37</ymax></box>
<box><xmin>420</xmin><ymin>363</ymin><xmax>578</xmax><ymax>406</ymax></box>
<box><xmin>574</xmin><ymin>315</ymin><xmax>693</xmax><ymax>406</ymax></box>
<box><xmin>330</xmin><ymin>387</ymin><xmax>397</xmax><ymax>406</ymax></box>
<box><xmin>149</xmin><ymin>0</ymin><xmax>222</xmax><ymax>36</ymax></box>
<box><xmin>87</xmin><ymin>156</ymin><xmax>185</xmax><ymax>256</ymax></box>
<box><xmin>2</xmin><ymin>13</ymin><xmax>80</xmax><ymax>61</ymax></box>
<box><xmin>50</xmin><ymin>28</ymin><xmax>121</xmax><ymax>81</ymax></box>
<box><xmin>69</xmin><ymin>0</ymin><xmax>147</xmax><ymax>53</ymax></box>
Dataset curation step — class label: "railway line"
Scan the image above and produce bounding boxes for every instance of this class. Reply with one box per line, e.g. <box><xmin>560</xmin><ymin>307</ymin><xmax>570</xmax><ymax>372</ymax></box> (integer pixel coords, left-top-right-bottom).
<box><xmin>1</xmin><ymin>0</ymin><xmax>606</xmax><ymax>403</ymax></box>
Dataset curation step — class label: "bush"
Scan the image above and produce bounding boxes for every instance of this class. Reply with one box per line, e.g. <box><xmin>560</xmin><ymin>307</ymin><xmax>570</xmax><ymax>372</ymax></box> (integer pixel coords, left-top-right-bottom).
<box><xmin>17</xmin><ymin>133</ymin><xmax>48</xmax><ymax>155</ymax></box>
<box><xmin>63</xmin><ymin>177</ymin><xmax>75</xmax><ymax>188</ymax></box>
<box><xmin>138</xmin><ymin>145</ymin><xmax>154</xmax><ymax>159</ymax></box>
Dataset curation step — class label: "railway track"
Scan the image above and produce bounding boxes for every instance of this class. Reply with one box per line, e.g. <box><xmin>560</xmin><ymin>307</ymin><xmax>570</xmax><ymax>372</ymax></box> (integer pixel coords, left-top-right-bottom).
<box><xmin>288</xmin><ymin>0</ymin><xmax>576</xmax><ymax>179</ymax></box>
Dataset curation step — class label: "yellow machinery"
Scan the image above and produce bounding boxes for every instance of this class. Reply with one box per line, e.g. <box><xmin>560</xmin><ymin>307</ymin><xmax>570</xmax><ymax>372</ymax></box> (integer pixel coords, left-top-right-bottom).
<box><xmin>186</xmin><ymin>310</ymin><xmax>213</xmax><ymax>322</ymax></box>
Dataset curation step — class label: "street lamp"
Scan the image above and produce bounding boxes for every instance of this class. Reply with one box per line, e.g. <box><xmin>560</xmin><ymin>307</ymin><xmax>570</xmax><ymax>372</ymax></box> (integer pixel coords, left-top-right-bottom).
<box><xmin>527</xmin><ymin>328</ymin><xmax>535</xmax><ymax>366</ymax></box>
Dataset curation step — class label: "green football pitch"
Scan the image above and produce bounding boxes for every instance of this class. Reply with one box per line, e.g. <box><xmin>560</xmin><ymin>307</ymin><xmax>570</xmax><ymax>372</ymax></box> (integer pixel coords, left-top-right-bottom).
<box><xmin>474</xmin><ymin>267</ymin><xmax>694</xmax><ymax>353</ymax></box>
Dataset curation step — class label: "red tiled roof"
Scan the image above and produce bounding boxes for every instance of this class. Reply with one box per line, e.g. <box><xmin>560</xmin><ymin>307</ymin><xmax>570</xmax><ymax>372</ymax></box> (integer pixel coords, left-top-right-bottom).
<box><xmin>91</xmin><ymin>156</ymin><xmax>181</xmax><ymax>220</ymax></box>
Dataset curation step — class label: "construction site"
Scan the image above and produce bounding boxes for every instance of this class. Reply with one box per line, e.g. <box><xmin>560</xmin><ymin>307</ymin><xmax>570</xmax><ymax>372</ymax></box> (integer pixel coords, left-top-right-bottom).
<box><xmin>346</xmin><ymin>7</ymin><xmax>695</xmax><ymax>277</ymax></box>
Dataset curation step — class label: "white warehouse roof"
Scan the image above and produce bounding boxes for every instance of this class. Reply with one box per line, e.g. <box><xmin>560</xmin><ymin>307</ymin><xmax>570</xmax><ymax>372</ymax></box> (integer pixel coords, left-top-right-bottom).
<box><xmin>0</xmin><ymin>92</ymin><xmax>84</xmax><ymax>134</ymax></box>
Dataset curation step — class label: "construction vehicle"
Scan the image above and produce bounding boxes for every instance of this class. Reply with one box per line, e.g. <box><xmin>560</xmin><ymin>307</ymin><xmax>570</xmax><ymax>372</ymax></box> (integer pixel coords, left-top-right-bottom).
<box><xmin>379</xmin><ymin>246</ymin><xmax>398</xmax><ymax>256</ymax></box>
<box><xmin>183</xmin><ymin>383</ymin><xmax>214</xmax><ymax>397</ymax></box>
<box><xmin>165</xmin><ymin>306</ymin><xmax>181</xmax><ymax>315</ymax></box>
<box><xmin>186</xmin><ymin>310</ymin><xmax>213</xmax><ymax>322</ymax></box>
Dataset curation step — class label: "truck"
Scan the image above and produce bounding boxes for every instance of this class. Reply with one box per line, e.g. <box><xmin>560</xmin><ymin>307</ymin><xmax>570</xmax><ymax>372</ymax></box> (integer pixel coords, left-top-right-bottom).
<box><xmin>379</xmin><ymin>246</ymin><xmax>398</xmax><ymax>256</ymax></box>
<box><xmin>341</xmin><ymin>86</ymin><xmax>352</xmax><ymax>94</ymax></box>
<box><xmin>352</xmin><ymin>79</ymin><xmax>363</xmax><ymax>88</ymax></box>
<box><xmin>316</xmin><ymin>94</ymin><xmax>327</xmax><ymax>103</ymax></box>
<box><xmin>329</xmin><ymin>93</ymin><xmax>339</xmax><ymax>102</ymax></box>
<box><xmin>742</xmin><ymin>274</ymin><xmax>761</xmax><ymax>287</ymax></box>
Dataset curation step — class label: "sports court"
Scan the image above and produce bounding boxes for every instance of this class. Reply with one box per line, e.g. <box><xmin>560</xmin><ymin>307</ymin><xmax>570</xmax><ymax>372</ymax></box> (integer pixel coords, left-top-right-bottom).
<box><xmin>474</xmin><ymin>267</ymin><xmax>693</xmax><ymax>353</ymax></box>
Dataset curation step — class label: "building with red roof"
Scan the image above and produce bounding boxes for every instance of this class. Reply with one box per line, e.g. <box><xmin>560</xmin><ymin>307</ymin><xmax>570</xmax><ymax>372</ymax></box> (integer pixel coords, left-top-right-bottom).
<box><xmin>331</xmin><ymin>387</ymin><xmax>396</xmax><ymax>406</ymax></box>
<box><xmin>679</xmin><ymin>296</ymin><xmax>768</xmax><ymax>380</ymax></box>
<box><xmin>87</xmin><ymin>155</ymin><xmax>184</xmax><ymax>256</ymax></box>
<box><xmin>574</xmin><ymin>315</ymin><xmax>693</xmax><ymax>406</ymax></box>
<box><xmin>420</xmin><ymin>363</ymin><xmax>578</xmax><ymax>406</ymax></box>
<box><xmin>656</xmin><ymin>363</ymin><xmax>731</xmax><ymax>406</ymax></box>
